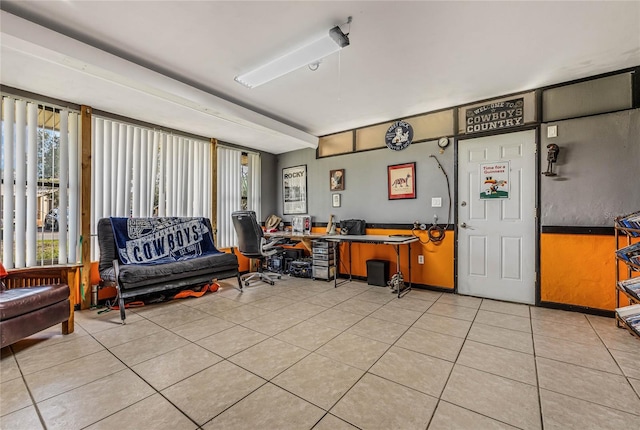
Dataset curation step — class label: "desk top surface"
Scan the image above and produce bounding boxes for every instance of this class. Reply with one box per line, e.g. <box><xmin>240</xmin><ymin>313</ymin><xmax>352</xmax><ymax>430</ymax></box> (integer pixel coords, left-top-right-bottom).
<box><xmin>321</xmin><ymin>234</ymin><xmax>418</xmax><ymax>244</ymax></box>
<box><xmin>264</xmin><ymin>231</ymin><xmax>325</xmax><ymax>238</ymax></box>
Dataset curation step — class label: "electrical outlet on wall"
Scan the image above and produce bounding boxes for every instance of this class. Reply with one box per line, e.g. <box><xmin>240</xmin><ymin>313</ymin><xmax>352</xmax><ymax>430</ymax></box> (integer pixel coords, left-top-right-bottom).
<box><xmin>431</xmin><ymin>197</ymin><xmax>442</xmax><ymax>208</ymax></box>
<box><xmin>418</xmin><ymin>255</ymin><xmax>424</xmax><ymax>264</ymax></box>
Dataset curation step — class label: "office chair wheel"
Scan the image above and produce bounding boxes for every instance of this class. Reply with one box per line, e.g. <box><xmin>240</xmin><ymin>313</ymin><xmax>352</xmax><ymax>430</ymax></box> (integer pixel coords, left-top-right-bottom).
<box><xmin>245</xmin><ymin>281</ymin><xmax>250</xmax><ymax>287</ymax></box>
<box><xmin>277</xmin><ymin>275</ymin><xmax>281</xmax><ymax>279</ymax></box>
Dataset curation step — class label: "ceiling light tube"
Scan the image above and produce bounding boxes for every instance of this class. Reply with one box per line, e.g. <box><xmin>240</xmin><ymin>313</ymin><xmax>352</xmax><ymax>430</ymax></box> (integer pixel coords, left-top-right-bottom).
<box><xmin>235</xmin><ymin>26</ymin><xmax>350</xmax><ymax>88</ymax></box>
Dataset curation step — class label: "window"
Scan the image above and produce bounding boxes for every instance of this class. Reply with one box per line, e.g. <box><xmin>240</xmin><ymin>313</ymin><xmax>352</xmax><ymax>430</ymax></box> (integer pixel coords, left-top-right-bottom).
<box><xmin>90</xmin><ymin>116</ymin><xmax>213</xmax><ymax>258</ymax></box>
<box><xmin>1</xmin><ymin>96</ymin><xmax>80</xmax><ymax>268</ymax></box>
<box><xmin>217</xmin><ymin>146</ymin><xmax>261</xmax><ymax>248</ymax></box>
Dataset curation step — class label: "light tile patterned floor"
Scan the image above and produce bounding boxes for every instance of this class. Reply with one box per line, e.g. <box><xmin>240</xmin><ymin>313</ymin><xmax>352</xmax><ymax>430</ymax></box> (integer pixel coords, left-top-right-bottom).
<box><xmin>2</xmin><ymin>277</ymin><xmax>640</xmax><ymax>430</ymax></box>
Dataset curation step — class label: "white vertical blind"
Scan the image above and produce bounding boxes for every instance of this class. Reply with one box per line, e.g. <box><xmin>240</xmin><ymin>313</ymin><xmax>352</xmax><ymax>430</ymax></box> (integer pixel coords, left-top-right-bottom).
<box><xmin>111</xmin><ymin>122</ymin><xmax>119</xmax><ymax>207</ymax></box>
<box><xmin>187</xmin><ymin>140</ymin><xmax>195</xmax><ymax>216</ymax></box>
<box><xmin>203</xmin><ymin>142</ymin><xmax>211</xmax><ymax>219</ymax></box>
<box><xmin>57</xmin><ymin>111</ymin><xmax>69</xmax><ymax>264</ymax></box>
<box><xmin>26</xmin><ymin>103</ymin><xmax>38</xmax><ymax>266</ymax></box>
<box><xmin>92</xmin><ymin>118</ymin><xmax>104</xmax><ymax>258</ymax></box>
<box><xmin>68</xmin><ymin>113</ymin><xmax>79</xmax><ymax>263</ymax></box>
<box><xmin>14</xmin><ymin>100</ymin><xmax>26</xmax><ymax>267</ymax></box>
<box><xmin>158</xmin><ymin>134</ymin><xmax>167</xmax><ymax>217</ymax></box>
<box><xmin>2</xmin><ymin>97</ymin><xmax>15</xmax><ymax>268</ymax></box>
<box><xmin>102</xmin><ymin>119</ymin><xmax>112</xmax><ymax>217</ymax></box>
<box><xmin>217</xmin><ymin>146</ymin><xmax>242</xmax><ymax>248</ymax></box>
<box><xmin>1</xmin><ymin>96</ymin><xmax>80</xmax><ymax>268</ymax></box>
<box><xmin>150</xmin><ymin>133</ymin><xmax>159</xmax><ymax>216</ymax></box>
<box><xmin>171</xmin><ymin>136</ymin><xmax>178</xmax><ymax>215</ymax></box>
<box><xmin>124</xmin><ymin>125</ymin><xmax>133</xmax><ymax>217</ymax></box>
<box><xmin>132</xmin><ymin>127</ymin><xmax>141</xmax><ymax>217</ymax></box>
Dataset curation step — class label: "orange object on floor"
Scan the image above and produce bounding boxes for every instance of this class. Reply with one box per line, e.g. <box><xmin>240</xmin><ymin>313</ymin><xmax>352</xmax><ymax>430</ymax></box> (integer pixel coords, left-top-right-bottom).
<box><xmin>172</xmin><ymin>282</ymin><xmax>220</xmax><ymax>299</ymax></box>
<box><xmin>110</xmin><ymin>301</ymin><xmax>145</xmax><ymax>310</ymax></box>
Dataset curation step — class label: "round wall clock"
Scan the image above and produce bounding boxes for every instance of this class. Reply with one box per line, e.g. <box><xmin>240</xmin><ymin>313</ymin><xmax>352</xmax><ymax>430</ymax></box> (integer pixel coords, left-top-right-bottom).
<box><xmin>385</xmin><ymin>120</ymin><xmax>413</xmax><ymax>151</ymax></box>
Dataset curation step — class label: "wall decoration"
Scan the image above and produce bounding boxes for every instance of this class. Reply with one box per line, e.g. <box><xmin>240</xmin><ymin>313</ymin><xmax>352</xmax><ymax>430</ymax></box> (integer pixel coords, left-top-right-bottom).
<box><xmin>465</xmin><ymin>98</ymin><xmax>524</xmax><ymax>134</ymax></box>
<box><xmin>480</xmin><ymin>161</ymin><xmax>510</xmax><ymax>199</ymax></box>
<box><xmin>385</xmin><ymin>120</ymin><xmax>414</xmax><ymax>151</ymax></box>
<box><xmin>283</xmin><ymin>165</ymin><xmax>307</xmax><ymax>214</ymax></box>
<box><xmin>330</xmin><ymin>169</ymin><xmax>345</xmax><ymax>191</ymax></box>
<box><xmin>388</xmin><ymin>162</ymin><xmax>416</xmax><ymax>200</ymax></box>
<box><xmin>332</xmin><ymin>193</ymin><xmax>341</xmax><ymax>207</ymax></box>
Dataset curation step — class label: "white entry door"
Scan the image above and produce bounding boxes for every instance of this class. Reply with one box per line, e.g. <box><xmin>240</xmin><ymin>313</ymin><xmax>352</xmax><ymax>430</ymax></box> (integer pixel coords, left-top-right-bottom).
<box><xmin>457</xmin><ymin>130</ymin><xmax>536</xmax><ymax>304</ymax></box>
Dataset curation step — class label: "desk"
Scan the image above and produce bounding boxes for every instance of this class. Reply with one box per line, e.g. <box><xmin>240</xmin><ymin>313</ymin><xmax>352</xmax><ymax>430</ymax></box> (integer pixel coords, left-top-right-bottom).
<box><xmin>322</xmin><ymin>235</ymin><xmax>418</xmax><ymax>298</ymax></box>
<box><xmin>264</xmin><ymin>231</ymin><xmax>326</xmax><ymax>252</ymax></box>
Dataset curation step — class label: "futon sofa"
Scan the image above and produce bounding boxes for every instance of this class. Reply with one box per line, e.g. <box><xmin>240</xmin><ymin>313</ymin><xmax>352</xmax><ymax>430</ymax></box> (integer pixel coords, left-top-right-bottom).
<box><xmin>0</xmin><ymin>266</ymin><xmax>73</xmax><ymax>349</ymax></box>
<box><xmin>98</xmin><ymin>217</ymin><xmax>240</xmax><ymax>323</ymax></box>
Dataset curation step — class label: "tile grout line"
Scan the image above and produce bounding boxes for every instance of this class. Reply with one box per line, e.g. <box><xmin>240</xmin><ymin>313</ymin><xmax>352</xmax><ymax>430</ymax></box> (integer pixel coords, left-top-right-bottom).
<box><xmin>586</xmin><ymin>314</ymin><xmax>640</xmax><ymax>401</ymax></box>
<box><xmin>9</xmin><ymin>344</ymin><xmax>49</xmax><ymax>430</ymax></box>
<box><xmin>70</xmin><ymin>311</ymin><xmax>203</xmax><ymax>430</ymax></box>
<box><xmin>193</xmin><ymin>281</ymin><xmax>382</xmax><ymax>428</ymax></box>
<box><xmin>530</xmin><ymin>304</ymin><xmax>545</xmax><ymax>430</ymax></box>
<box><xmin>423</xmin><ymin>298</ymin><xmax>540</xmax><ymax>430</ymax></box>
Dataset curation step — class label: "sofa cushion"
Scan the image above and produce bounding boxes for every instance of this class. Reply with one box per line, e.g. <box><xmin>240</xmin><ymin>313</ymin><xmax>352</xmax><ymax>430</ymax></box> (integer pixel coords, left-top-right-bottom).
<box><xmin>1</xmin><ymin>298</ymin><xmax>70</xmax><ymax>348</ymax></box>
<box><xmin>0</xmin><ymin>285</ymin><xmax>70</xmax><ymax>320</ymax></box>
<box><xmin>117</xmin><ymin>252</ymin><xmax>238</xmax><ymax>290</ymax></box>
<box><xmin>98</xmin><ymin>218</ymin><xmax>119</xmax><ymax>273</ymax></box>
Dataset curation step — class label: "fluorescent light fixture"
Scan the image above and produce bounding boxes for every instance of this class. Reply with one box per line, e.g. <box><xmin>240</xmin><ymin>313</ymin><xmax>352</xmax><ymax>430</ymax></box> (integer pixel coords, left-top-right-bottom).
<box><xmin>235</xmin><ymin>26</ymin><xmax>350</xmax><ymax>88</ymax></box>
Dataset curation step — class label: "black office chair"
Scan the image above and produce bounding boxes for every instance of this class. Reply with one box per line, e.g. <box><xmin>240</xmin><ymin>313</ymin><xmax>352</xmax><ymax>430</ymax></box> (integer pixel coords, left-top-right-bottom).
<box><xmin>231</xmin><ymin>210</ymin><xmax>285</xmax><ymax>286</ymax></box>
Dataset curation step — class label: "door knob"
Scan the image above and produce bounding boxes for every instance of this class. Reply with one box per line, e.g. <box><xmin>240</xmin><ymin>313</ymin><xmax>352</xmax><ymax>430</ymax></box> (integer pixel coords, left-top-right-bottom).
<box><xmin>460</xmin><ymin>223</ymin><xmax>467</xmax><ymax>228</ymax></box>
<box><xmin>461</xmin><ymin>201</ymin><xmax>467</xmax><ymax>207</ymax></box>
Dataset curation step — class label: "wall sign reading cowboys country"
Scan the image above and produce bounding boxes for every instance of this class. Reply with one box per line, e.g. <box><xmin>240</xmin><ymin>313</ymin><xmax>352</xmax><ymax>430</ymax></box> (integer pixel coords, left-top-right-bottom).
<box><xmin>466</xmin><ymin>98</ymin><xmax>524</xmax><ymax>134</ymax></box>
<box><xmin>385</xmin><ymin>120</ymin><xmax>414</xmax><ymax>151</ymax></box>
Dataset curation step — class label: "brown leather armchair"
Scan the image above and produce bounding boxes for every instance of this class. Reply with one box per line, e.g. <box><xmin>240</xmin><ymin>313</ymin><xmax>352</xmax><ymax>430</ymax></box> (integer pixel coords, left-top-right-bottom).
<box><xmin>0</xmin><ymin>265</ymin><xmax>74</xmax><ymax>349</ymax></box>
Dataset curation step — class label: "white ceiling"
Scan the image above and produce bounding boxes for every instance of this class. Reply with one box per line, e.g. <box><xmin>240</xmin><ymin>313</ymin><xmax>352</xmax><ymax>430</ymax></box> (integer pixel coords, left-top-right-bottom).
<box><xmin>1</xmin><ymin>1</ymin><xmax>639</xmax><ymax>154</ymax></box>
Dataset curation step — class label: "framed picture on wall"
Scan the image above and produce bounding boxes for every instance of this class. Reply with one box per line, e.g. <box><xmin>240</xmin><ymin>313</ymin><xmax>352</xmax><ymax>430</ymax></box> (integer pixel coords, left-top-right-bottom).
<box><xmin>283</xmin><ymin>165</ymin><xmax>308</xmax><ymax>214</ymax></box>
<box><xmin>330</xmin><ymin>169</ymin><xmax>345</xmax><ymax>191</ymax></box>
<box><xmin>388</xmin><ymin>162</ymin><xmax>416</xmax><ymax>200</ymax></box>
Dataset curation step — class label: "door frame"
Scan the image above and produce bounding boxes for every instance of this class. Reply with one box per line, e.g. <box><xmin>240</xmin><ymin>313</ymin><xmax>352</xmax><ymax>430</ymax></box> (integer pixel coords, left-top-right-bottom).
<box><xmin>453</xmin><ymin>125</ymin><xmax>542</xmax><ymax>305</ymax></box>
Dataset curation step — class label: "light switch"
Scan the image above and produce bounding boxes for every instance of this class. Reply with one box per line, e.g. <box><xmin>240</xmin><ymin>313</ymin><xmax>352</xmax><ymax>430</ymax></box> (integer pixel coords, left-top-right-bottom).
<box><xmin>431</xmin><ymin>197</ymin><xmax>442</xmax><ymax>208</ymax></box>
<box><xmin>547</xmin><ymin>125</ymin><xmax>558</xmax><ymax>138</ymax></box>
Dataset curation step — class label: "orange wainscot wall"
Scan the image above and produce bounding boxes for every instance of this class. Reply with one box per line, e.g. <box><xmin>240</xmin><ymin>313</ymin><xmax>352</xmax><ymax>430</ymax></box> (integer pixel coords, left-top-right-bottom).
<box><xmin>333</xmin><ymin>228</ymin><xmax>454</xmax><ymax>290</ymax></box>
<box><xmin>540</xmin><ymin>233</ymin><xmax>627</xmax><ymax>311</ymax></box>
<box><xmin>233</xmin><ymin>227</ymin><xmax>454</xmax><ymax>290</ymax></box>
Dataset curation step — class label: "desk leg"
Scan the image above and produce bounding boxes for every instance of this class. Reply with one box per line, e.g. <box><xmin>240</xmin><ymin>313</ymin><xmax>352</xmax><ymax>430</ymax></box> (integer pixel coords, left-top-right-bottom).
<box><xmin>333</xmin><ymin>241</ymin><xmax>338</xmax><ymax>288</ymax></box>
<box><xmin>348</xmin><ymin>242</ymin><xmax>353</xmax><ymax>283</ymax></box>
<box><xmin>403</xmin><ymin>242</ymin><xmax>412</xmax><ymax>298</ymax></box>
<box><xmin>396</xmin><ymin>245</ymin><xmax>402</xmax><ymax>298</ymax></box>
<box><xmin>332</xmin><ymin>241</ymin><xmax>351</xmax><ymax>288</ymax></box>
<box><xmin>391</xmin><ymin>244</ymin><xmax>411</xmax><ymax>298</ymax></box>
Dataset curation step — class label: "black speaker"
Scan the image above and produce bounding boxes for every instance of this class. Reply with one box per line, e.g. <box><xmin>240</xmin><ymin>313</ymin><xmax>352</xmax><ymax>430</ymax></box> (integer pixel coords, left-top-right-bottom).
<box><xmin>366</xmin><ymin>260</ymin><xmax>389</xmax><ymax>287</ymax></box>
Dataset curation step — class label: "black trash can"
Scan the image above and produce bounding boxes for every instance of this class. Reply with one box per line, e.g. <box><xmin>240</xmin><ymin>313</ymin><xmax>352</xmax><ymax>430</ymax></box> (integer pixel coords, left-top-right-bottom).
<box><xmin>366</xmin><ymin>259</ymin><xmax>389</xmax><ymax>287</ymax></box>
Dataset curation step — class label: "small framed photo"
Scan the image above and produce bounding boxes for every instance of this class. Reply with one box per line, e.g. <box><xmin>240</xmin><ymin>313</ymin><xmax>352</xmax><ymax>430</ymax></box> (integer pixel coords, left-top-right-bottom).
<box><xmin>388</xmin><ymin>162</ymin><xmax>416</xmax><ymax>200</ymax></box>
<box><xmin>330</xmin><ymin>169</ymin><xmax>345</xmax><ymax>191</ymax></box>
<box><xmin>332</xmin><ymin>193</ymin><xmax>341</xmax><ymax>207</ymax></box>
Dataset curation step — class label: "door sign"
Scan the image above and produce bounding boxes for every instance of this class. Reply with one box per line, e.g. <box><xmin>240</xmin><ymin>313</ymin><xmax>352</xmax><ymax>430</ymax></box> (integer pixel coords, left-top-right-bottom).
<box><xmin>480</xmin><ymin>162</ymin><xmax>510</xmax><ymax>199</ymax></box>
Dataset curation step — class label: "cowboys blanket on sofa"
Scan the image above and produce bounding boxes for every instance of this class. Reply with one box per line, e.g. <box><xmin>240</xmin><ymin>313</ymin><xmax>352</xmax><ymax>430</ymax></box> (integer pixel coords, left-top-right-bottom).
<box><xmin>111</xmin><ymin>217</ymin><xmax>219</xmax><ymax>265</ymax></box>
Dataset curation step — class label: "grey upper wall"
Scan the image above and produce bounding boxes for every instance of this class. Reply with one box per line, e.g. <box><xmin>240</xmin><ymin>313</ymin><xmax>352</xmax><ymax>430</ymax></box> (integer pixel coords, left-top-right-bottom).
<box><xmin>541</xmin><ymin>109</ymin><xmax>640</xmax><ymax>227</ymax></box>
<box><xmin>260</xmin><ymin>151</ymin><xmax>278</xmax><ymax>217</ymax></box>
<box><xmin>274</xmin><ymin>140</ymin><xmax>455</xmax><ymax>226</ymax></box>
<box><xmin>268</xmin><ymin>108</ymin><xmax>639</xmax><ymax>229</ymax></box>
<box><xmin>265</xmin><ymin>70</ymin><xmax>639</xmax><ymax>229</ymax></box>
